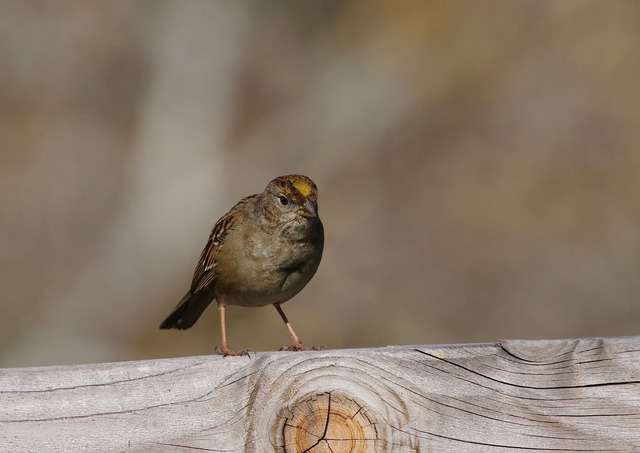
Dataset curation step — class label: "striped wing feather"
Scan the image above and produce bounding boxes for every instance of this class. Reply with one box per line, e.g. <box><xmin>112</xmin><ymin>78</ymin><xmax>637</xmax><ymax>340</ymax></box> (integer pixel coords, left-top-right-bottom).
<box><xmin>190</xmin><ymin>195</ymin><xmax>256</xmax><ymax>294</ymax></box>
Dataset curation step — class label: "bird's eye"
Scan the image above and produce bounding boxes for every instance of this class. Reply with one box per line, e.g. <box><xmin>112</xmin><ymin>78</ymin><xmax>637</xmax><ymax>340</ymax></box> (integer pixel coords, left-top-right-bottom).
<box><xmin>279</xmin><ymin>195</ymin><xmax>289</xmax><ymax>206</ymax></box>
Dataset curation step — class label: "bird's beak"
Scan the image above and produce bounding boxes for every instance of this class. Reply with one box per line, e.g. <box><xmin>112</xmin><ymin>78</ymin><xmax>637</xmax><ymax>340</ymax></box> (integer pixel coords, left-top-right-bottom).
<box><xmin>297</xmin><ymin>199</ymin><xmax>318</xmax><ymax>218</ymax></box>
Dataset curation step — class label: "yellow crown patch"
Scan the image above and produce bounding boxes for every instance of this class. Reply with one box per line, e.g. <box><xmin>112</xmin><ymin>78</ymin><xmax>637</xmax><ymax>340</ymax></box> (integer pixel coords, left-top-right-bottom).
<box><xmin>291</xmin><ymin>178</ymin><xmax>314</xmax><ymax>198</ymax></box>
<box><xmin>272</xmin><ymin>174</ymin><xmax>317</xmax><ymax>199</ymax></box>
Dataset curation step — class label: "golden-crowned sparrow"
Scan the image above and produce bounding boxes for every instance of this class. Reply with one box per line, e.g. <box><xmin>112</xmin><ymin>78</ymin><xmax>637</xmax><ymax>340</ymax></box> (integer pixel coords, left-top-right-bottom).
<box><xmin>160</xmin><ymin>174</ymin><xmax>324</xmax><ymax>356</ymax></box>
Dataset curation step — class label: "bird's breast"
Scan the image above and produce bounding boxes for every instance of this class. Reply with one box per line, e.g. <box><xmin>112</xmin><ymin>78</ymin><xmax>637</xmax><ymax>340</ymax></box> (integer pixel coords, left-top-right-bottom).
<box><xmin>214</xmin><ymin>225</ymin><xmax>322</xmax><ymax>307</ymax></box>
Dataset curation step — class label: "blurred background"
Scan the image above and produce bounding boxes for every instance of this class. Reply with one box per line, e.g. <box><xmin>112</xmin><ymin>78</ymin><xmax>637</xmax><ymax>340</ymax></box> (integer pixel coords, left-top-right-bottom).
<box><xmin>1</xmin><ymin>1</ymin><xmax>640</xmax><ymax>367</ymax></box>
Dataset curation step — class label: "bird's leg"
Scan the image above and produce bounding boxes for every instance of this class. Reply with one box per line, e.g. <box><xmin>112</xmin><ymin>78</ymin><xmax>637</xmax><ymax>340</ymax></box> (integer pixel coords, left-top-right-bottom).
<box><xmin>275</xmin><ymin>304</ymin><xmax>307</xmax><ymax>351</ymax></box>
<box><xmin>217</xmin><ymin>305</ymin><xmax>248</xmax><ymax>357</ymax></box>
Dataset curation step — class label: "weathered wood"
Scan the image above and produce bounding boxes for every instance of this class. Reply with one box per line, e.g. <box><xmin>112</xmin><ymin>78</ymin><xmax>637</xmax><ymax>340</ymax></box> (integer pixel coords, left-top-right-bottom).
<box><xmin>2</xmin><ymin>336</ymin><xmax>640</xmax><ymax>452</ymax></box>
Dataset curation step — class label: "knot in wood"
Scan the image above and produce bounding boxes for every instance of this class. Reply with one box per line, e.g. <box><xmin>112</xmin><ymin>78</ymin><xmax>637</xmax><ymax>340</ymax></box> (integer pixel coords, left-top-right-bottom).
<box><xmin>282</xmin><ymin>392</ymin><xmax>378</xmax><ymax>452</ymax></box>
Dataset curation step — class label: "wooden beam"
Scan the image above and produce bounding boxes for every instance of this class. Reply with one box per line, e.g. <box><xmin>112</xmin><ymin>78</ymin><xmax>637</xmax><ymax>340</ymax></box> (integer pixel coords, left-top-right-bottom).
<box><xmin>2</xmin><ymin>336</ymin><xmax>640</xmax><ymax>452</ymax></box>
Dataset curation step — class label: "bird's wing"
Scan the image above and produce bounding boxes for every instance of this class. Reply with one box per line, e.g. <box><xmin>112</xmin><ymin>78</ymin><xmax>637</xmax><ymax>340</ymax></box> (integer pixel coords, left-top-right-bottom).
<box><xmin>190</xmin><ymin>194</ymin><xmax>257</xmax><ymax>294</ymax></box>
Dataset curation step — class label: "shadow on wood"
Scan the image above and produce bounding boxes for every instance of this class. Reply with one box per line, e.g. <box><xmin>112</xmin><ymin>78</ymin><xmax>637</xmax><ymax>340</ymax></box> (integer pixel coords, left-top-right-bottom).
<box><xmin>2</xmin><ymin>336</ymin><xmax>640</xmax><ymax>452</ymax></box>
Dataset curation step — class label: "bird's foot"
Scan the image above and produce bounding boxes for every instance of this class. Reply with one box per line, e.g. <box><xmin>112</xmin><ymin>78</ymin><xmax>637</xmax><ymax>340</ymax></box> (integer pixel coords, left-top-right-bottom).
<box><xmin>279</xmin><ymin>342</ymin><xmax>324</xmax><ymax>352</ymax></box>
<box><xmin>215</xmin><ymin>344</ymin><xmax>252</xmax><ymax>357</ymax></box>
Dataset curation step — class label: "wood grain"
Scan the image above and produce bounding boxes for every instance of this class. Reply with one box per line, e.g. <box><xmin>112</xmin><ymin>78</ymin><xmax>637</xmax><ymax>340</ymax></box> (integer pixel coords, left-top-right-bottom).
<box><xmin>1</xmin><ymin>336</ymin><xmax>639</xmax><ymax>452</ymax></box>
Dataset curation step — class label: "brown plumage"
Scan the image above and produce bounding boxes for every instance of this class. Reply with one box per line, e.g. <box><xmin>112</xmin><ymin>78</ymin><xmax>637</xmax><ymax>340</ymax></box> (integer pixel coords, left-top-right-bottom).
<box><xmin>160</xmin><ymin>175</ymin><xmax>324</xmax><ymax>356</ymax></box>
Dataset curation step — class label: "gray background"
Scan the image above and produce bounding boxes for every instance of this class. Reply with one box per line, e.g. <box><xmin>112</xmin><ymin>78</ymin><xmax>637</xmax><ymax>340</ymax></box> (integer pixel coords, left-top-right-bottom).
<box><xmin>2</xmin><ymin>1</ymin><xmax>639</xmax><ymax>366</ymax></box>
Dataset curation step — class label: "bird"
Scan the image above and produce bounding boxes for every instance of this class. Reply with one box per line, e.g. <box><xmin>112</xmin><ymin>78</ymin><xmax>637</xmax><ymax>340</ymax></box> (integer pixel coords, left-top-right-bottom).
<box><xmin>160</xmin><ymin>174</ymin><xmax>324</xmax><ymax>356</ymax></box>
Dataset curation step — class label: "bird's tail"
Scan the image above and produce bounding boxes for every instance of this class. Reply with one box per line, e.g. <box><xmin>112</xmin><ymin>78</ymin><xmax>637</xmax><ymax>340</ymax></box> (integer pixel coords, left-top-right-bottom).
<box><xmin>159</xmin><ymin>289</ymin><xmax>214</xmax><ymax>330</ymax></box>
